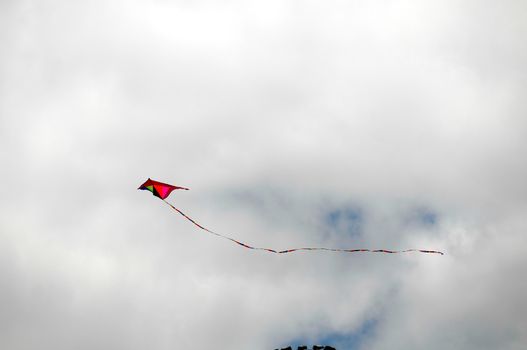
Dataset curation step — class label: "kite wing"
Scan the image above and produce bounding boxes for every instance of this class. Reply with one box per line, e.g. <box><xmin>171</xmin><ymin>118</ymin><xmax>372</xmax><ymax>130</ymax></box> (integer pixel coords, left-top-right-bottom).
<box><xmin>138</xmin><ymin>178</ymin><xmax>189</xmax><ymax>199</ymax></box>
<box><xmin>139</xmin><ymin>179</ymin><xmax>444</xmax><ymax>256</ymax></box>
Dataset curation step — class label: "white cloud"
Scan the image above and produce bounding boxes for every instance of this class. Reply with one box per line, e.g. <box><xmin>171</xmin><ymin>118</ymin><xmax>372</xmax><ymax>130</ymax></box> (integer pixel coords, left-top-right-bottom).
<box><xmin>1</xmin><ymin>1</ymin><xmax>526</xmax><ymax>349</ymax></box>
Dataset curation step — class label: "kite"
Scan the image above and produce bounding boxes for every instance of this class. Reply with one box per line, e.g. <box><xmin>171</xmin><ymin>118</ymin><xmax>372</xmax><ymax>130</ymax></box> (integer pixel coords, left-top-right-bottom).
<box><xmin>138</xmin><ymin>178</ymin><xmax>444</xmax><ymax>255</ymax></box>
<box><xmin>138</xmin><ymin>178</ymin><xmax>189</xmax><ymax>199</ymax></box>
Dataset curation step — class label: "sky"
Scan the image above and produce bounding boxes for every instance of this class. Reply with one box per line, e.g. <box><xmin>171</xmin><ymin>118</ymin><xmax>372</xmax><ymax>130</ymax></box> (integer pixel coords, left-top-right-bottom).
<box><xmin>1</xmin><ymin>1</ymin><xmax>527</xmax><ymax>349</ymax></box>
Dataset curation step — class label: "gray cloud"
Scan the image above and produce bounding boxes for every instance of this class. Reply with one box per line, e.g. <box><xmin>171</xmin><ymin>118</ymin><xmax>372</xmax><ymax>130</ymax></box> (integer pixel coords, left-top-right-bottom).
<box><xmin>1</xmin><ymin>1</ymin><xmax>526</xmax><ymax>349</ymax></box>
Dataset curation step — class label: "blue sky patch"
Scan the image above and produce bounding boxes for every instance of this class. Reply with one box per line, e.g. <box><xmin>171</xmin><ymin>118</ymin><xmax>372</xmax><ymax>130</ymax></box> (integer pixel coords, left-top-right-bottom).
<box><xmin>287</xmin><ymin>318</ymin><xmax>378</xmax><ymax>350</ymax></box>
<box><xmin>408</xmin><ymin>207</ymin><xmax>438</xmax><ymax>227</ymax></box>
<box><xmin>325</xmin><ymin>207</ymin><xmax>363</xmax><ymax>238</ymax></box>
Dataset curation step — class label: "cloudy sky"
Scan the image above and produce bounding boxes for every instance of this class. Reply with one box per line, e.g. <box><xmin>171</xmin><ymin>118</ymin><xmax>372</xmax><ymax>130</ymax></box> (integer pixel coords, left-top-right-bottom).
<box><xmin>1</xmin><ymin>1</ymin><xmax>526</xmax><ymax>349</ymax></box>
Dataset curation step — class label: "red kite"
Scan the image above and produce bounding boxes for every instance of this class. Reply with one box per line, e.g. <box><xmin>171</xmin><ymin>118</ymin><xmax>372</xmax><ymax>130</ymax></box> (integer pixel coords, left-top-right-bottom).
<box><xmin>138</xmin><ymin>179</ymin><xmax>444</xmax><ymax>255</ymax></box>
<box><xmin>138</xmin><ymin>178</ymin><xmax>189</xmax><ymax>199</ymax></box>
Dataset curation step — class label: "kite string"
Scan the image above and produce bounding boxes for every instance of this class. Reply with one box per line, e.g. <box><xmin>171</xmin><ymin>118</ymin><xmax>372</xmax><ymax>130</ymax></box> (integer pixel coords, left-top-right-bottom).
<box><xmin>161</xmin><ymin>199</ymin><xmax>444</xmax><ymax>255</ymax></box>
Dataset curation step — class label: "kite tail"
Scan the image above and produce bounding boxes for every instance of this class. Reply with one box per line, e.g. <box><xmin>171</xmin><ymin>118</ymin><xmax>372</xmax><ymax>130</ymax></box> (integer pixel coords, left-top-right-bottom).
<box><xmin>161</xmin><ymin>199</ymin><xmax>443</xmax><ymax>256</ymax></box>
<box><xmin>162</xmin><ymin>200</ymin><xmax>278</xmax><ymax>253</ymax></box>
<box><xmin>276</xmin><ymin>248</ymin><xmax>443</xmax><ymax>255</ymax></box>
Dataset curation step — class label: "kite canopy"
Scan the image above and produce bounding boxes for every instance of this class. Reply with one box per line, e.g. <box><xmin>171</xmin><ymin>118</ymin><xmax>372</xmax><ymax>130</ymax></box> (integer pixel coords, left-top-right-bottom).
<box><xmin>138</xmin><ymin>178</ymin><xmax>189</xmax><ymax>199</ymax></box>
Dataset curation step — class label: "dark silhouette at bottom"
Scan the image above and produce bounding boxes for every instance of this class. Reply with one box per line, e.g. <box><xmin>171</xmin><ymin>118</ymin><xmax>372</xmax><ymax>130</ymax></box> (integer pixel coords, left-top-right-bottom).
<box><xmin>275</xmin><ymin>346</ymin><xmax>336</xmax><ymax>350</ymax></box>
